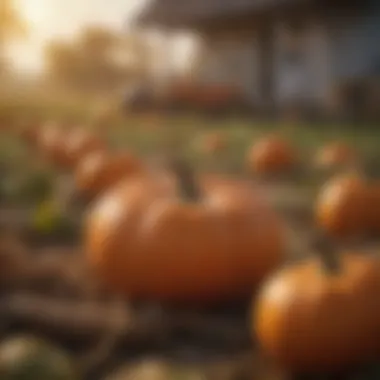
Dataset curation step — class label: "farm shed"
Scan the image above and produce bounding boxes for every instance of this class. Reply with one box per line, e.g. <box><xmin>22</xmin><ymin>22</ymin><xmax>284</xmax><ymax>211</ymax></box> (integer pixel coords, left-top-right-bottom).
<box><xmin>134</xmin><ymin>0</ymin><xmax>380</xmax><ymax>120</ymax></box>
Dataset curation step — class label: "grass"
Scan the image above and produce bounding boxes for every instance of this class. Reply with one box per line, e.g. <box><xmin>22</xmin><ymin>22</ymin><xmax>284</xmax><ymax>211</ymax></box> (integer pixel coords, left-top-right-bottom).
<box><xmin>104</xmin><ymin>116</ymin><xmax>380</xmax><ymax>175</ymax></box>
<box><xmin>1</xmin><ymin>94</ymin><xmax>380</xmax><ymax>176</ymax></box>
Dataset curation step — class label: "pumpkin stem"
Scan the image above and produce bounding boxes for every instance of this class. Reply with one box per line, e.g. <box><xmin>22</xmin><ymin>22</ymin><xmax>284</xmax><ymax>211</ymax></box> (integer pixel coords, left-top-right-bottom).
<box><xmin>169</xmin><ymin>157</ymin><xmax>202</xmax><ymax>201</ymax></box>
<box><xmin>312</xmin><ymin>232</ymin><xmax>341</xmax><ymax>275</ymax></box>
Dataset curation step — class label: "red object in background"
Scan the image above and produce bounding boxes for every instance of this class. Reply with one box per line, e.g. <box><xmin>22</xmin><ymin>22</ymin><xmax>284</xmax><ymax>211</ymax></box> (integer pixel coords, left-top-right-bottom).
<box><xmin>197</xmin><ymin>84</ymin><xmax>242</xmax><ymax>109</ymax></box>
<box><xmin>165</xmin><ymin>81</ymin><xmax>244</xmax><ymax>112</ymax></box>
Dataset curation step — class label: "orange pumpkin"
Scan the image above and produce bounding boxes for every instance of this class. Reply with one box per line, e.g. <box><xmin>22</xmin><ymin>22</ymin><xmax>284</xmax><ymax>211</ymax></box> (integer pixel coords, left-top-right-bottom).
<box><xmin>84</xmin><ymin>160</ymin><xmax>286</xmax><ymax>304</ymax></box>
<box><xmin>316</xmin><ymin>173</ymin><xmax>369</xmax><ymax>238</ymax></box>
<box><xmin>201</xmin><ymin>132</ymin><xmax>227</xmax><ymax>154</ymax></box>
<box><xmin>63</xmin><ymin>130</ymin><xmax>106</xmax><ymax>169</ymax></box>
<box><xmin>247</xmin><ymin>135</ymin><xmax>296</xmax><ymax>176</ymax></box>
<box><xmin>254</xmin><ymin>243</ymin><xmax>380</xmax><ymax>372</ymax></box>
<box><xmin>315</xmin><ymin>142</ymin><xmax>357</xmax><ymax>170</ymax></box>
<box><xmin>75</xmin><ymin>150</ymin><xmax>144</xmax><ymax>198</ymax></box>
<box><xmin>366</xmin><ymin>182</ymin><xmax>380</xmax><ymax>234</ymax></box>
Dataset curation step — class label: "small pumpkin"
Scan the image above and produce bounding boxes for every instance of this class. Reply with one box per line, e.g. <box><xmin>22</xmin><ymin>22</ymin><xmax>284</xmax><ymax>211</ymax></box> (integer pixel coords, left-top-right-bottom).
<box><xmin>254</xmin><ymin>238</ymin><xmax>380</xmax><ymax>373</ymax></box>
<box><xmin>201</xmin><ymin>132</ymin><xmax>227</xmax><ymax>154</ymax></box>
<box><xmin>247</xmin><ymin>135</ymin><xmax>296</xmax><ymax>176</ymax></box>
<box><xmin>63</xmin><ymin>129</ymin><xmax>106</xmax><ymax>169</ymax></box>
<box><xmin>315</xmin><ymin>173</ymin><xmax>369</xmax><ymax>238</ymax></box>
<box><xmin>314</xmin><ymin>142</ymin><xmax>357</xmax><ymax>171</ymax></box>
<box><xmin>75</xmin><ymin>150</ymin><xmax>144</xmax><ymax>198</ymax></box>
<box><xmin>85</xmin><ymin>159</ymin><xmax>286</xmax><ymax>304</ymax></box>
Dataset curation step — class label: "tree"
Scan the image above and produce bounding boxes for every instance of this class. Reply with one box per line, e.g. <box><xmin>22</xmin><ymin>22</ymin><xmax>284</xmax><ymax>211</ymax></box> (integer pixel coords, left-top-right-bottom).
<box><xmin>44</xmin><ymin>25</ymin><xmax>155</xmax><ymax>95</ymax></box>
<box><xmin>44</xmin><ymin>42</ymin><xmax>82</xmax><ymax>88</ymax></box>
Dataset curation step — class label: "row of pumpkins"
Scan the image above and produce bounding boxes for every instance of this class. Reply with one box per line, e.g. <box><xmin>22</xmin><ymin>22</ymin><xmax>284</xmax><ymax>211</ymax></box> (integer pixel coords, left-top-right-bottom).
<box><xmin>12</xmin><ymin>122</ymin><xmax>380</xmax><ymax>374</ymax></box>
<box><xmin>206</xmin><ymin>131</ymin><xmax>380</xmax><ymax>238</ymax></box>
<box><xmin>202</xmin><ymin>131</ymin><xmax>358</xmax><ymax>174</ymax></box>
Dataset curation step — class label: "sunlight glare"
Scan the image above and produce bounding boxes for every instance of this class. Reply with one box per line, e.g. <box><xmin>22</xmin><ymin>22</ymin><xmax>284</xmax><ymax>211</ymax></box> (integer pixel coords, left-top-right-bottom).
<box><xmin>16</xmin><ymin>0</ymin><xmax>49</xmax><ymax>31</ymax></box>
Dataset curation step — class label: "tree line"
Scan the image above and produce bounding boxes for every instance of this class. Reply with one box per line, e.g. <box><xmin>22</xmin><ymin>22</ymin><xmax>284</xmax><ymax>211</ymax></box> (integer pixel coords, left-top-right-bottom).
<box><xmin>0</xmin><ymin>0</ymin><xmax>159</xmax><ymax>95</ymax></box>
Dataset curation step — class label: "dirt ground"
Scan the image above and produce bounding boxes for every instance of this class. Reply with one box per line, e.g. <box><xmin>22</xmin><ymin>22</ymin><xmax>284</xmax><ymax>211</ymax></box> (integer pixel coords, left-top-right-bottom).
<box><xmin>0</xmin><ymin>179</ymin><xmax>379</xmax><ymax>380</ymax></box>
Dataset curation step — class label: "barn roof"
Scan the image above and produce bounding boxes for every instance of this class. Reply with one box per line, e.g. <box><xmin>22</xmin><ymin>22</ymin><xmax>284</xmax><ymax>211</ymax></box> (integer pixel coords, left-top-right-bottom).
<box><xmin>134</xmin><ymin>0</ymin><xmax>312</xmax><ymax>28</ymax></box>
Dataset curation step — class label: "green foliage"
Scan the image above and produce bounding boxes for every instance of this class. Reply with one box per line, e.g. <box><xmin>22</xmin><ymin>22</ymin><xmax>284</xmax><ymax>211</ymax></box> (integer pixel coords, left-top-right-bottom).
<box><xmin>0</xmin><ymin>133</ymin><xmax>55</xmax><ymax>205</ymax></box>
<box><xmin>31</xmin><ymin>199</ymin><xmax>76</xmax><ymax>237</ymax></box>
<box><xmin>0</xmin><ymin>168</ymin><xmax>54</xmax><ymax>205</ymax></box>
<box><xmin>44</xmin><ymin>25</ymin><xmax>153</xmax><ymax>95</ymax></box>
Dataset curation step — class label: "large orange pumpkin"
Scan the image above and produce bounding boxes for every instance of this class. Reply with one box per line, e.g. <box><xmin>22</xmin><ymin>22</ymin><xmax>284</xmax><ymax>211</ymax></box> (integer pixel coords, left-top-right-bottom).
<box><xmin>84</xmin><ymin>160</ymin><xmax>286</xmax><ymax>304</ymax></box>
<box><xmin>315</xmin><ymin>173</ymin><xmax>369</xmax><ymax>239</ymax></box>
<box><xmin>75</xmin><ymin>150</ymin><xmax>144</xmax><ymax>199</ymax></box>
<box><xmin>247</xmin><ymin>135</ymin><xmax>296</xmax><ymax>176</ymax></box>
<box><xmin>366</xmin><ymin>182</ymin><xmax>380</xmax><ymax>234</ymax></box>
<box><xmin>63</xmin><ymin>130</ymin><xmax>106</xmax><ymax>169</ymax></box>
<box><xmin>254</xmin><ymin>243</ymin><xmax>380</xmax><ymax>372</ymax></box>
<box><xmin>314</xmin><ymin>142</ymin><xmax>357</xmax><ymax>171</ymax></box>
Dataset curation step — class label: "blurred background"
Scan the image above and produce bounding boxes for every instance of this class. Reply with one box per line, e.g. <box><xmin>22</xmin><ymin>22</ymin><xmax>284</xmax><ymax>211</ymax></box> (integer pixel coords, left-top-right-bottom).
<box><xmin>1</xmin><ymin>0</ymin><xmax>198</xmax><ymax>118</ymax></box>
<box><xmin>2</xmin><ymin>0</ymin><xmax>380</xmax><ymax>122</ymax></box>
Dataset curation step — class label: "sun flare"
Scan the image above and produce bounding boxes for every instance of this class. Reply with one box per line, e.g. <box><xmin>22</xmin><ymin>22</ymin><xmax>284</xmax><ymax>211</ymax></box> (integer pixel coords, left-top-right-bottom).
<box><xmin>7</xmin><ymin>0</ymin><xmax>191</xmax><ymax>74</ymax></box>
<box><xmin>16</xmin><ymin>0</ymin><xmax>50</xmax><ymax>31</ymax></box>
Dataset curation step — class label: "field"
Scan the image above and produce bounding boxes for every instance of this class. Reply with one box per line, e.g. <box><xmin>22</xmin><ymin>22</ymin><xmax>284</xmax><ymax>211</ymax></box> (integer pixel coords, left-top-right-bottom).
<box><xmin>0</xmin><ymin>97</ymin><xmax>380</xmax><ymax>380</ymax></box>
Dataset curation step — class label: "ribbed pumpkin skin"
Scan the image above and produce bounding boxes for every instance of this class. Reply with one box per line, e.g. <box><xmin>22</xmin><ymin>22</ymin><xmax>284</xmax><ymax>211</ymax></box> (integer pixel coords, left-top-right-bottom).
<box><xmin>254</xmin><ymin>253</ymin><xmax>380</xmax><ymax>373</ymax></box>
<box><xmin>63</xmin><ymin>130</ymin><xmax>106</xmax><ymax>169</ymax></box>
<box><xmin>366</xmin><ymin>183</ymin><xmax>380</xmax><ymax>234</ymax></box>
<box><xmin>84</xmin><ymin>173</ymin><xmax>286</xmax><ymax>305</ymax></box>
<box><xmin>75</xmin><ymin>150</ymin><xmax>143</xmax><ymax>198</ymax></box>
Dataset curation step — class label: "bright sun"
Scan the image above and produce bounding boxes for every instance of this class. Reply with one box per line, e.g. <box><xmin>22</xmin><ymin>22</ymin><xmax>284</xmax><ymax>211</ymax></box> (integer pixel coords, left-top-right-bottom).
<box><xmin>6</xmin><ymin>0</ymin><xmax>52</xmax><ymax>73</ymax></box>
<box><xmin>8</xmin><ymin>0</ymin><xmax>192</xmax><ymax>74</ymax></box>
<box><xmin>14</xmin><ymin>0</ymin><xmax>50</xmax><ymax>36</ymax></box>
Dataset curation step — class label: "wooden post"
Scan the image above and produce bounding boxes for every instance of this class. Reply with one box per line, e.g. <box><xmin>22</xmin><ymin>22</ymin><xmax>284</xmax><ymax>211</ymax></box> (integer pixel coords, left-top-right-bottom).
<box><xmin>257</xmin><ymin>21</ymin><xmax>275</xmax><ymax>117</ymax></box>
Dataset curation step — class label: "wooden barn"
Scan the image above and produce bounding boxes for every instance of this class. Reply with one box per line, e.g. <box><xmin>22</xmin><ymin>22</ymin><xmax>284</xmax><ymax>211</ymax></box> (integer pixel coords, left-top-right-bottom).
<box><xmin>134</xmin><ymin>0</ymin><xmax>380</xmax><ymax>120</ymax></box>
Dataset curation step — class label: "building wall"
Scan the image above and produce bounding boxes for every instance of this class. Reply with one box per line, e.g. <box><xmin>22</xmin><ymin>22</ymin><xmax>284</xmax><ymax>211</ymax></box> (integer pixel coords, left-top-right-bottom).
<box><xmin>196</xmin><ymin>32</ymin><xmax>260</xmax><ymax>105</ymax></box>
<box><xmin>272</xmin><ymin>3</ymin><xmax>380</xmax><ymax>108</ymax></box>
<box><xmin>327</xmin><ymin>1</ymin><xmax>380</xmax><ymax>80</ymax></box>
<box><xmin>196</xmin><ymin>22</ymin><xmax>333</xmax><ymax>108</ymax></box>
<box><xmin>194</xmin><ymin>1</ymin><xmax>380</xmax><ymax>110</ymax></box>
<box><xmin>272</xmin><ymin>20</ymin><xmax>332</xmax><ymax>108</ymax></box>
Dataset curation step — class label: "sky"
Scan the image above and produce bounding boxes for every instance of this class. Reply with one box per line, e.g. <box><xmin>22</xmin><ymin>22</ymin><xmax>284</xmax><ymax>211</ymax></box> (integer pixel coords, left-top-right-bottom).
<box><xmin>7</xmin><ymin>0</ymin><xmax>195</xmax><ymax>74</ymax></box>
